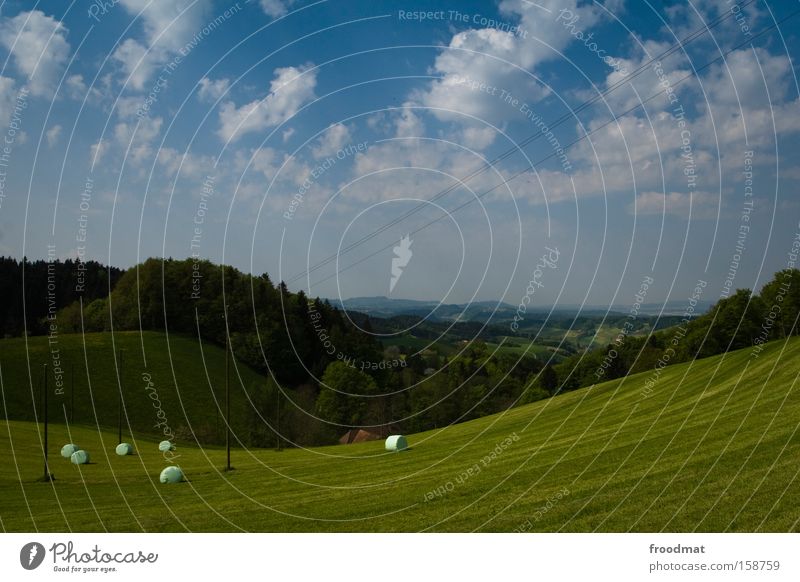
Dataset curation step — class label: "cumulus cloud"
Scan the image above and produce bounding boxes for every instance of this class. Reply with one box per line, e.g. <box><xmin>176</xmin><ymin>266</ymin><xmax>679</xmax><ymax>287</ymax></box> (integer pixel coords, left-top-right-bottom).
<box><xmin>65</xmin><ymin>74</ymin><xmax>89</xmax><ymax>99</ymax></box>
<box><xmin>113</xmin><ymin>0</ymin><xmax>213</xmax><ymax>90</ymax></box>
<box><xmin>312</xmin><ymin>124</ymin><xmax>351</xmax><ymax>158</ymax></box>
<box><xmin>414</xmin><ymin>0</ymin><xmax>597</xmax><ymax>125</ymax></box>
<box><xmin>156</xmin><ymin>147</ymin><xmax>216</xmax><ymax>181</ymax></box>
<box><xmin>393</xmin><ymin>105</ymin><xmax>425</xmax><ymax>138</ymax></box>
<box><xmin>114</xmin><ymin>116</ymin><xmax>163</xmax><ymax>165</ymax></box>
<box><xmin>411</xmin><ymin>0</ymin><xmax>604</xmax><ymax>148</ymax></box>
<box><xmin>198</xmin><ymin>77</ymin><xmax>230</xmax><ymax>102</ymax></box>
<box><xmin>0</xmin><ymin>10</ymin><xmax>71</xmax><ymax>97</ymax></box>
<box><xmin>46</xmin><ymin>125</ymin><xmax>62</xmax><ymax>148</ymax></box>
<box><xmin>217</xmin><ymin>65</ymin><xmax>317</xmax><ymax>142</ymax></box>
<box><xmin>118</xmin><ymin>0</ymin><xmax>212</xmax><ymax>53</ymax></box>
<box><xmin>501</xmin><ymin>34</ymin><xmax>800</xmax><ymax>211</ymax></box>
<box><xmin>112</xmin><ymin>38</ymin><xmax>159</xmax><ymax>91</ymax></box>
<box><xmin>343</xmin><ymin>138</ymin><xmax>499</xmax><ymax>205</ymax></box>
<box><xmin>459</xmin><ymin>126</ymin><xmax>497</xmax><ymax>150</ymax></box>
<box><xmin>260</xmin><ymin>0</ymin><xmax>292</xmax><ymax>19</ymax></box>
<box><xmin>89</xmin><ymin>140</ymin><xmax>108</xmax><ymax>165</ymax></box>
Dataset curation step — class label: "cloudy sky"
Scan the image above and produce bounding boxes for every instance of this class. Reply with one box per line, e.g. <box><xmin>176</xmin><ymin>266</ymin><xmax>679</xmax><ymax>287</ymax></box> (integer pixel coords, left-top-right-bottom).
<box><xmin>0</xmin><ymin>0</ymin><xmax>798</xmax><ymax>309</ymax></box>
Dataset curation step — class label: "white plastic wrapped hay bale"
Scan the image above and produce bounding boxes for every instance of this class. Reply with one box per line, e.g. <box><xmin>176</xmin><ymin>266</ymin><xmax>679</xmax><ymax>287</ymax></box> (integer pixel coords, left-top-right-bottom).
<box><xmin>70</xmin><ymin>450</ymin><xmax>90</xmax><ymax>464</ymax></box>
<box><xmin>385</xmin><ymin>435</ymin><xmax>408</xmax><ymax>452</ymax></box>
<box><xmin>158</xmin><ymin>440</ymin><xmax>175</xmax><ymax>452</ymax></box>
<box><xmin>115</xmin><ymin>443</ymin><xmax>133</xmax><ymax>456</ymax></box>
<box><xmin>160</xmin><ymin>466</ymin><xmax>183</xmax><ymax>484</ymax></box>
<box><xmin>61</xmin><ymin>444</ymin><xmax>80</xmax><ymax>458</ymax></box>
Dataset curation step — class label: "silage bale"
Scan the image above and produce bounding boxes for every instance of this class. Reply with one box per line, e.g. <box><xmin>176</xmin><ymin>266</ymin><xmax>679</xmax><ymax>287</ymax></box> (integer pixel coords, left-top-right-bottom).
<box><xmin>385</xmin><ymin>435</ymin><xmax>408</xmax><ymax>452</ymax></box>
<box><xmin>159</xmin><ymin>466</ymin><xmax>183</xmax><ymax>484</ymax></box>
<box><xmin>158</xmin><ymin>440</ymin><xmax>175</xmax><ymax>452</ymax></box>
<box><xmin>115</xmin><ymin>443</ymin><xmax>133</xmax><ymax>456</ymax></box>
<box><xmin>70</xmin><ymin>450</ymin><xmax>90</xmax><ymax>464</ymax></box>
<box><xmin>61</xmin><ymin>443</ymin><xmax>80</xmax><ymax>458</ymax></box>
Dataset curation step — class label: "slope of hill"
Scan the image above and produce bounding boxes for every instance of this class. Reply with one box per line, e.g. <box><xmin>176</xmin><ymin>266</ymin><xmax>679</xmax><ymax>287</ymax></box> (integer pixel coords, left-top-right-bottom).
<box><xmin>0</xmin><ymin>336</ymin><xmax>797</xmax><ymax>532</ymax></box>
<box><xmin>0</xmin><ymin>331</ymin><xmax>272</xmax><ymax>446</ymax></box>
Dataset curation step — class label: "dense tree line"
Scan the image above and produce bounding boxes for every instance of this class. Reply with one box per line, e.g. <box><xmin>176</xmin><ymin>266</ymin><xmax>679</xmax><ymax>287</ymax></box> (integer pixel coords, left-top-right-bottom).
<box><xmin>529</xmin><ymin>270</ymin><xmax>800</xmax><ymax>396</ymax></box>
<box><xmin>0</xmin><ymin>256</ymin><xmax>123</xmax><ymax>337</ymax></box>
<box><xmin>56</xmin><ymin>258</ymin><xmax>383</xmax><ymax>385</ymax></box>
<box><xmin>313</xmin><ymin>340</ymin><xmax>543</xmax><ymax>439</ymax></box>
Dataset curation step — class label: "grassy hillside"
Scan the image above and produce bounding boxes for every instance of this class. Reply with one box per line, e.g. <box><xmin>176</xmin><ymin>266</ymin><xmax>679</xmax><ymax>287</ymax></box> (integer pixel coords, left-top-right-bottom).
<box><xmin>0</xmin><ymin>331</ymin><xmax>271</xmax><ymax>445</ymax></box>
<box><xmin>0</xmin><ymin>336</ymin><xmax>798</xmax><ymax>532</ymax></box>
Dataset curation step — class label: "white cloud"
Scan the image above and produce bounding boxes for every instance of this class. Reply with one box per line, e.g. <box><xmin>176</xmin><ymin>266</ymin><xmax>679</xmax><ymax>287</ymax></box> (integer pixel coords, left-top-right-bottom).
<box><xmin>113</xmin><ymin>0</ymin><xmax>213</xmax><ymax>90</ymax></box>
<box><xmin>112</xmin><ymin>116</ymin><xmax>163</xmax><ymax>165</ymax></box>
<box><xmin>156</xmin><ymin>147</ymin><xmax>216</xmax><ymax>181</ymax></box>
<box><xmin>312</xmin><ymin>123</ymin><xmax>350</xmax><ymax>158</ymax></box>
<box><xmin>343</xmin><ymin>138</ymin><xmax>497</xmax><ymax>205</ymax></box>
<box><xmin>260</xmin><ymin>0</ymin><xmax>291</xmax><ymax>19</ymax></box>
<box><xmin>0</xmin><ymin>10</ymin><xmax>71</xmax><ymax>97</ymax></box>
<box><xmin>46</xmin><ymin>125</ymin><xmax>62</xmax><ymax>148</ymax></box>
<box><xmin>65</xmin><ymin>74</ymin><xmax>88</xmax><ymax>99</ymax></box>
<box><xmin>115</xmin><ymin>96</ymin><xmax>146</xmax><ymax>119</ymax></box>
<box><xmin>414</xmin><ymin>0</ymin><xmax>603</xmax><ymax>130</ymax></box>
<box><xmin>217</xmin><ymin>65</ymin><xmax>317</xmax><ymax>142</ymax></box>
<box><xmin>704</xmin><ymin>48</ymin><xmax>790</xmax><ymax>110</ymax></box>
<box><xmin>394</xmin><ymin>105</ymin><xmax>425</xmax><ymax>138</ymax></box>
<box><xmin>90</xmin><ymin>140</ymin><xmax>108</xmax><ymax>165</ymax></box>
<box><xmin>118</xmin><ymin>0</ymin><xmax>212</xmax><ymax>53</ymax></box>
<box><xmin>198</xmin><ymin>77</ymin><xmax>230</xmax><ymax>102</ymax></box>
<box><xmin>282</xmin><ymin>127</ymin><xmax>296</xmax><ymax>142</ymax></box>
<box><xmin>112</xmin><ymin>38</ymin><xmax>158</xmax><ymax>91</ymax></box>
<box><xmin>459</xmin><ymin>126</ymin><xmax>497</xmax><ymax>150</ymax></box>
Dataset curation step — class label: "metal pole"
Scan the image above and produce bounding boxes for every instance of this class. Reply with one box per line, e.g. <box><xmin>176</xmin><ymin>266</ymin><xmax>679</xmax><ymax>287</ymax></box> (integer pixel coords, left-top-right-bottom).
<box><xmin>42</xmin><ymin>363</ymin><xmax>50</xmax><ymax>481</ymax></box>
<box><xmin>118</xmin><ymin>350</ymin><xmax>123</xmax><ymax>444</ymax></box>
<box><xmin>225</xmin><ymin>334</ymin><xmax>231</xmax><ymax>470</ymax></box>
<box><xmin>70</xmin><ymin>363</ymin><xmax>74</xmax><ymax>425</ymax></box>
<box><xmin>276</xmin><ymin>387</ymin><xmax>280</xmax><ymax>451</ymax></box>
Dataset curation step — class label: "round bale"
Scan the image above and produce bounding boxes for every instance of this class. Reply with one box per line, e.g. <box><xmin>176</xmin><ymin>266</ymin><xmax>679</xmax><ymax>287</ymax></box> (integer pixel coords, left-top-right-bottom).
<box><xmin>61</xmin><ymin>443</ymin><xmax>80</xmax><ymax>458</ymax></box>
<box><xmin>158</xmin><ymin>440</ymin><xmax>175</xmax><ymax>452</ymax></box>
<box><xmin>70</xmin><ymin>450</ymin><xmax>90</xmax><ymax>464</ymax></box>
<box><xmin>385</xmin><ymin>434</ymin><xmax>408</xmax><ymax>452</ymax></box>
<box><xmin>115</xmin><ymin>443</ymin><xmax>133</xmax><ymax>456</ymax></box>
<box><xmin>159</xmin><ymin>466</ymin><xmax>183</xmax><ymax>484</ymax></box>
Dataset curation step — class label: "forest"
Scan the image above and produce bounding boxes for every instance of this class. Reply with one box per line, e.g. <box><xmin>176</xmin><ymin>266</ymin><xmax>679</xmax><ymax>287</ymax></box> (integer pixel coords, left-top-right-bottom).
<box><xmin>3</xmin><ymin>255</ymin><xmax>797</xmax><ymax>445</ymax></box>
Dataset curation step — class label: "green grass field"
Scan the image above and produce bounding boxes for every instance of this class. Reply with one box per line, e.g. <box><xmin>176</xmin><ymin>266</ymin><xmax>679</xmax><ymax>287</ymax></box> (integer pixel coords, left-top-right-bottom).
<box><xmin>0</xmin><ymin>333</ymin><xmax>798</xmax><ymax>532</ymax></box>
<box><xmin>0</xmin><ymin>331</ymin><xmax>268</xmax><ymax>444</ymax></box>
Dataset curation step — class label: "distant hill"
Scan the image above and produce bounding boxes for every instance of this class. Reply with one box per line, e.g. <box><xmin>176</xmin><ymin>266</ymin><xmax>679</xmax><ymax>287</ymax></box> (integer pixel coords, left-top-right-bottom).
<box><xmin>336</xmin><ymin>296</ymin><xmax>712</xmax><ymax>321</ymax></box>
<box><xmin>336</xmin><ymin>296</ymin><xmax>515</xmax><ymax>321</ymax></box>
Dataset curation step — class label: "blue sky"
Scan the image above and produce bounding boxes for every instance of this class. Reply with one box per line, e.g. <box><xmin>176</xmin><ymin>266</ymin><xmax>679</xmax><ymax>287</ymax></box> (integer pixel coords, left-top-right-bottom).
<box><xmin>0</xmin><ymin>0</ymin><xmax>798</xmax><ymax>309</ymax></box>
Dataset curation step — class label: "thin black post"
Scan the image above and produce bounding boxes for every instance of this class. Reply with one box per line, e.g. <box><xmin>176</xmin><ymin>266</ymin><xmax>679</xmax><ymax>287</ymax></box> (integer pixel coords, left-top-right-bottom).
<box><xmin>70</xmin><ymin>363</ymin><xmax>74</xmax><ymax>425</ymax></box>
<box><xmin>225</xmin><ymin>334</ymin><xmax>231</xmax><ymax>470</ymax></box>
<box><xmin>275</xmin><ymin>387</ymin><xmax>280</xmax><ymax>451</ymax></box>
<box><xmin>118</xmin><ymin>349</ymin><xmax>123</xmax><ymax>444</ymax></box>
<box><xmin>42</xmin><ymin>363</ymin><xmax>51</xmax><ymax>481</ymax></box>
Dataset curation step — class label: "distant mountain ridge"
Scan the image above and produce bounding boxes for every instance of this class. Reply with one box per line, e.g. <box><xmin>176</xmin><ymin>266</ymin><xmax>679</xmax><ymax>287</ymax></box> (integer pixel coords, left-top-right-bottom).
<box><xmin>333</xmin><ymin>296</ymin><xmax>713</xmax><ymax>321</ymax></box>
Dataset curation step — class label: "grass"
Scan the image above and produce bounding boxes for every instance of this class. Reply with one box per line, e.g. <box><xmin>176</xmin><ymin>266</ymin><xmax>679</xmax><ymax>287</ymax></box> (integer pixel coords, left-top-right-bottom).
<box><xmin>0</xmin><ymin>333</ymin><xmax>798</xmax><ymax>532</ymax></box>
<box><xmin>0</xmin><ymin>331</ymin><xmax>269</xmax><ymax>444</ymax></box>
